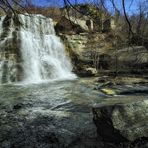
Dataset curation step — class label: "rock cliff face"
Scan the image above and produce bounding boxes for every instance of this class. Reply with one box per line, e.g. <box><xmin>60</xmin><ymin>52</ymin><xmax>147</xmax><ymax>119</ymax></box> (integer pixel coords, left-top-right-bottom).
<box><xmin>93</xmin><ymin>98</ymin><xmax>148</xmax><ymax>146</ymax></box>
<box><xmin>111</xmin><ymin>46</ymin><xmax>148</xmax><ymax>72</ymax></box>
<box><xmin>0</xmin><ymin>14</ymin><xmax>75</xmax><ymax>83</ymax></box>
<box><xmin>59</xmin><ymin>32</ymin><xmax>114</xmax><ymax>76</ymax></box>
<box><xmin>56</xmin><ymin>16</ymin><xmax>148</xmax><ymax>75</ymax></box>
<box><xmin>0</xmin><ymin>15</ymin><xmax>22</xmax><ymax>83</ymax></box>
<box><xmin>61</xmin><ymin>31</ymin><xmax>148</xmax><ymax>74</ymax></box>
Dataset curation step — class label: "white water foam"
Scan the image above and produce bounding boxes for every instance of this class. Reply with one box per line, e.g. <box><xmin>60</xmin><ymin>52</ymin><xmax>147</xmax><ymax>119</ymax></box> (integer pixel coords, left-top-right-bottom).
<box><xmin>19</xmin><ymin>14</ymin><xmax>76</xmax><ymax>83</ymax></box>
<box><xmin>0</xmin><ymin>14</ymin><xmax>76</xmax><ymax>84</ymax></box>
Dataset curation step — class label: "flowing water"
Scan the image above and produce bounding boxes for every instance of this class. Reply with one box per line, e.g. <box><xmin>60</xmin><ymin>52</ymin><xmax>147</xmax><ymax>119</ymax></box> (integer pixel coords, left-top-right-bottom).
<box><xmin>0</xmin><ymin>15</ymin><xmax>101</xmax><ymax>147</ymax></box>
<box><xmin>0</xmin><ymin>14</ymin><xmax>76</xmax><ymax>84</ymax></box>
<box><xmin>0</xmin><ymin>14</ymin><xmax>148</xmax><ymax>148</ymax></box>
<box><xmin>20</xmin><ymin>14</ymin><xmax>76</xmax><ymax>83</ymax></box>
<box><xmin>0</xmin><ymin>78</ymin><xmax>104</xmax><ymax>147</ymax></box>
<box><xmin>0</xmin><ymin>14</ymin><xmax>102</xmax><ymax>147</ymax></box>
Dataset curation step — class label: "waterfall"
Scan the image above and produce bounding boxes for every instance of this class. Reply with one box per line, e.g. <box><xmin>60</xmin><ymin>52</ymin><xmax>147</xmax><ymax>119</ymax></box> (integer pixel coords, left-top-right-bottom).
<box><xmin>0</xmin><ymin>14</ymin><xmax>76</xmax><ymax>83</ymax></box>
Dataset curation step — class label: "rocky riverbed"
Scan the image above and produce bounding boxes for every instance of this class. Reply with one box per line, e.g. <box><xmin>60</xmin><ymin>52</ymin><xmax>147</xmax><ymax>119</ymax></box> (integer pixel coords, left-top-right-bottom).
<box><xmin>0</xmin><ymin>78</ymin><xmax>102</xmax><ymax>148</ymax></box>
<box><xmin>0</xmin><ymin>77</ymin><xmax>148</xmax><ymax>148</ymax></box>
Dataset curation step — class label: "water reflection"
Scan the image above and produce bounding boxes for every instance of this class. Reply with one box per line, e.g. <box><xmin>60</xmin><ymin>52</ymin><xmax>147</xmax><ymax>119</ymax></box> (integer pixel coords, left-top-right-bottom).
<box><xmin>0</xmin><ymin>78</ymin><xmax>102</xmax><ymax>113</ymax></box>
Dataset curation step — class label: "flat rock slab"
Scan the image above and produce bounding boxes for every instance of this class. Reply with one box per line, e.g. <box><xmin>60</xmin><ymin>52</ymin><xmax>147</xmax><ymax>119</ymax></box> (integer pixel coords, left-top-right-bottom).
<box><xmin>93</xmin><ymin>97</ymin><xmax>148</xmax><ymax>143</ymax></box>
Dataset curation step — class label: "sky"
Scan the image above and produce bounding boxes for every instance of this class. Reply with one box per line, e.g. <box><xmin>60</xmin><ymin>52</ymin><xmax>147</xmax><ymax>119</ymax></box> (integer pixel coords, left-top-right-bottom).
<box><xmin>32</xmin><ymin>0</ymin><xmax>146</xmax><ymax>15</ymax></box>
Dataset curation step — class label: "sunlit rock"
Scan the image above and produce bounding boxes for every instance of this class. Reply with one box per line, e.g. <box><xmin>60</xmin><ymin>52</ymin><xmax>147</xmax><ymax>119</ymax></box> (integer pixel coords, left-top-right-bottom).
<box><xmin>93</xmin><ymin>98</ymin><xmax>148</xmax><ymax>145</ymax></box>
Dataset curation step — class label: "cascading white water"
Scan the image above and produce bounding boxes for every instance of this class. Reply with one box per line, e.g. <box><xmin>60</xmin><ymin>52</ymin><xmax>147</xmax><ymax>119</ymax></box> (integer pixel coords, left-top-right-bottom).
<box><xmin>0</xmin><ymin>14</ymin><xmax>76</xmax><ymax>83</ymax></box>
<box><xmin>19</xmin><ymin>14</ymin><xmax>76</xmax><ymax>83</ymax></box>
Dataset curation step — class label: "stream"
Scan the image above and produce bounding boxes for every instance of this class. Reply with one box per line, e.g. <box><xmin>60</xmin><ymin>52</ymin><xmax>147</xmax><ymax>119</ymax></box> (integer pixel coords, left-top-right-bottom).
<box><xmin>0</xmin><ymin>78</ymin><xmax>148</xmax><ymax>148</ymax></box>
<box><xmin>0</xmin><ymin>78</ymin><xmax>105</xmax><ymax>148</ymax></box>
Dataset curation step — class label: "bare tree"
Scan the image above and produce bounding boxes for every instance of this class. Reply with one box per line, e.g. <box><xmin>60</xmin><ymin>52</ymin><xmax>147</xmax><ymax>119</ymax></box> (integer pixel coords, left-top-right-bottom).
<box><xmin>0</xmin><ymin>0</ymin><xmax>147</xmax><ymax>47</ymax></box>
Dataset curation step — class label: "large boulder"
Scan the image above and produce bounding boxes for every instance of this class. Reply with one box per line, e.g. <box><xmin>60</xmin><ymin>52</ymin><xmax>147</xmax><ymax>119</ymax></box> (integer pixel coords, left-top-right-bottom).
<box><xmin>93</xmin><ymin>98</ymin><xmax>148</xmax><ymax>145</ymax></box>
<box><xmin>55</xmin><ymin>16</ymin><xmax>85</xmax><ymax>34</ymax></box>
<box><xmin>76</xmin><ymin>67</ymin><xmax>97</xmax><ymax>77</ymax></box>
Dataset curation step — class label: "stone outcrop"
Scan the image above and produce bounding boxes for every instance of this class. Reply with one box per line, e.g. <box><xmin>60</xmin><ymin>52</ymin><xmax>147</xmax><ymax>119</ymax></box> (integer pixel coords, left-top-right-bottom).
<box><xmin>0</xmin><ymin>15</ymin><xmax>23</xmax><ymax>83</ymax></box>
<box><xmin>111</xmin><ymin>46</ymin><xmax>148</xmax><ymax>71</ymax></box>
<box><xmin>94</xmin><ymin>46</ymin><xmax>148</xmax><ymax>73</ymax></box>
<box><xmin>55</xmin><ymin>16</ymin><xmax>85</xmax><ymax>34</ymax></box>
<box><xmin>57</xmin><ymin>17</ymin><xmax>148</xmax><ymax>75</ymax></box>
<box><xmin>60</xmin><ymin>33</ymin><xmax>94</xmax><ymax>76</ymax></box>
<box><xmin>59</xmin><ymin>32</ymin><xmax>114</xmax><ymax>76</ymax></box>
<box><xmin>93</xmin><ymin>98</ymin><xmax>148</xmax><ymax>146</ymax></box>
<box><xmin>95</xmin><ymin>76</ymin><xmax>148</xmax><ymax>96</ymax></box>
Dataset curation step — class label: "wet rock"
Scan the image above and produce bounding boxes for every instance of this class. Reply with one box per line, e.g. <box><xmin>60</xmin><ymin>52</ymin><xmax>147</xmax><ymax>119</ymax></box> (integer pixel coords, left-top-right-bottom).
<box><xmin>100</xmin><ymin>88</ymin><xmax>116</xmax><ymax>95</ymax></box>
<box><xmin>13</xmin><ymin>103</ymin><xmax>23</xmax><ymax>110</ymax></box>
<box><xmin>76</xmin><ymin>68</ymin><xmax>97</xmax><ymax>77</ymax></box>
<box><xmin>97</xmin><ymin>79</ymin><xmax>106</xmax><ymax>83</ymax></box>
<box><xmin>0</xmin><ymin>107</ymin><xmax>99</xmax><ymax>148</ymax></box>
<box><xmin>105</xmin><ymin>85</ymin><xmax>148</xmax><ymax>96</ymax></box>
<box><xmin>93</xmin><ymin>99</ymin><xmax>148</xmax><ymax>145</ymax></box>
<box><xmin>116</xmin><ymin>86</ymin><xmax>148</xmax><ymax>95</ymax></box>
<box><xmin>95</xmin><ymin>81</ymin><xmax>114</xmax><ymax>90</ymax></box>
<box><xmin>95</xmin><ymin>76</ymin><xmax>148</xmax><ymax>96</ymax></box>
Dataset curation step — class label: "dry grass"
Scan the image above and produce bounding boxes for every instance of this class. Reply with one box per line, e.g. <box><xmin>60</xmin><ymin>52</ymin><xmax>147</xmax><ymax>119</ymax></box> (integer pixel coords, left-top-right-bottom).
<box><xmin>20</xmin><ymin>6</ymin><xmax>63</xmax><ymax>21</ymax></box>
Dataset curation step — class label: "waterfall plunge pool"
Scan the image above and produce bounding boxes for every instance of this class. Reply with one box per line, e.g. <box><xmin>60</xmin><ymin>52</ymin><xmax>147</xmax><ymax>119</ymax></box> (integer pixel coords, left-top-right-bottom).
<box><xmin>0</xmin><ymin>78</ymin><xmax>105</xmax><ymax>147</ymax></box>
<box><xmin>0</xmin><ymin>78</ymin><xmax>148</xmax><ymax>147</ymax></box>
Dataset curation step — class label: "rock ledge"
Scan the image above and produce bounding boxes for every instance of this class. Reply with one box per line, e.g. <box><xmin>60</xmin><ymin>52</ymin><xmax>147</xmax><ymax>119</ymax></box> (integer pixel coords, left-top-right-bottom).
<box><xmin>93</xmin><ymin>98</ymin><xmax>148</xmax><ymax>145</ymax></box>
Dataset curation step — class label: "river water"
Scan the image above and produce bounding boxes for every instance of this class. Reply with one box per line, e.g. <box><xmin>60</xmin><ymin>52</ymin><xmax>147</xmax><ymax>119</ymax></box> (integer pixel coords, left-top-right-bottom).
<box><xmin>0</xmin><ymin>78</ymin><xmax>102</xmax><ymax>111</ymax></box>
<box><xmin>0</xmin><ymin>14</ymin><xmax>102</xmax><ymax>147</ymax></box>
<box><xmin>0</xmin><ymin>78</ymin><xmax>148</xmax><ymax>148</ymax></box>
<box><xmin>0</xmin><ymin>78</ymin><xmax>105</xmax><ymax>148</ymax></box>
